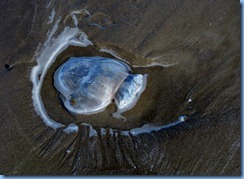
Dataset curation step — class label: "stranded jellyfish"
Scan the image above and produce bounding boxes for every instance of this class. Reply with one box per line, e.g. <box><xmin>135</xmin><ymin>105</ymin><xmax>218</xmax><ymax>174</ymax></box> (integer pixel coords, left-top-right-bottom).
<box><xmin>54</xmin><ymin>56</ymin><xmax>147</xmax><ymax>119</ymax></box>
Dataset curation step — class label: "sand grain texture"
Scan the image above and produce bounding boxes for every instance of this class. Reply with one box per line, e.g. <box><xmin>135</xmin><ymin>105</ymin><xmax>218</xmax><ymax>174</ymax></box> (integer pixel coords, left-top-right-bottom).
<box><xmin>0</xmin><ymin>0</ymin><xmax>240</xmax><ymax>175</ymax></box>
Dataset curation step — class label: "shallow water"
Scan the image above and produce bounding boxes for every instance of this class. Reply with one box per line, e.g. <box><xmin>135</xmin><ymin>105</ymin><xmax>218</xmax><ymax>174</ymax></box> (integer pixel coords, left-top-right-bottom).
<box><xmin>0</xmin><ymin>0</ymin><xmax>240</xmax><ymax>175</ymax></box>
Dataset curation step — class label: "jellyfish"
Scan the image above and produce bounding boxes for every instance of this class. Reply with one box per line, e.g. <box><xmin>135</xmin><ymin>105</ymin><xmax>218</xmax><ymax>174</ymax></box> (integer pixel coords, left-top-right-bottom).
<box><xmin>54</xmin><ymin>56</ymin><xmax>147</xmax><ymax>119</ymax></box>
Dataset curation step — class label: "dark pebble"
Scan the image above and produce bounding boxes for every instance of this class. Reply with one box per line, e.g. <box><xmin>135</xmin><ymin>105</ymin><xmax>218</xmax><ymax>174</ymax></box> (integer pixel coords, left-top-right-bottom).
<box><xmin>5</xmin><ymin>64</ymin><xmax>13</xmax><ymax>71</ymax></box>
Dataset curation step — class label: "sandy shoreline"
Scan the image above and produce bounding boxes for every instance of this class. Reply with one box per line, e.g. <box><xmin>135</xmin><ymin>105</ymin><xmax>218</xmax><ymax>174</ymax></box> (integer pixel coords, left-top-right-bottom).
<box><xmin>0</xmin><ymin>0</ymin><xmax>240</xmax><ymax>175</ymax></box>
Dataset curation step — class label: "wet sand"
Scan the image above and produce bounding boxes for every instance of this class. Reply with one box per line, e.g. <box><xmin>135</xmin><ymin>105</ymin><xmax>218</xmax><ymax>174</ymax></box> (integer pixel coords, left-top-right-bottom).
<box><xmin>0</xmin><ymin>0</ymin><xmax>240</xmax><ymax>175</ymax></box>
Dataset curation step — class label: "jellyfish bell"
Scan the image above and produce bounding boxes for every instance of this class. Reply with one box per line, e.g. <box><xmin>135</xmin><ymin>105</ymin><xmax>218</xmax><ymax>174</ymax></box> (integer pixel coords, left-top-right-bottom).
<box><xmin>112</xmin><ymin>74</ymin><xmax>148</xmax><ymax>119</ymax></box>
<box><xmin>54</xmin><ymin>56</ymin><xmax>130</xmax><ymax>114</ymax></box>
<box><xmin>53</xmin><ymin>56</ymin><xmax>147</xmax><ymax>119</ymax></box>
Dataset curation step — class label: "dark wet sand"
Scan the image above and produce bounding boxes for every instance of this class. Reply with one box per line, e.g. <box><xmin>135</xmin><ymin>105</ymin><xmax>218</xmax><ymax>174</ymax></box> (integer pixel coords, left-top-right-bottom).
<box><xmin>0</xmin><ymin>0</ymin><xmax>240</xmax><ymax>175</ymax></box>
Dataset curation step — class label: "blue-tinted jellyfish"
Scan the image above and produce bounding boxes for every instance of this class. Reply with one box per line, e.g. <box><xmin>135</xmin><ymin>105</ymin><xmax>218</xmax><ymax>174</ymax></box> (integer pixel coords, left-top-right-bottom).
<box><xmin>54</xmin><ymin>56</ymin><xmax>147</xmax><ymax>119</ymax></box>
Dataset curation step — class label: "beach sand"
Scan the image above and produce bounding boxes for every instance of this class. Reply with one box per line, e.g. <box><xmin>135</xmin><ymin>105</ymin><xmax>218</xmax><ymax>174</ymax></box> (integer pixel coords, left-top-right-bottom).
<box><xmin>0</xmin><ymin>0</ymin><xmax>240</xmax><ymax>175</ymax></box>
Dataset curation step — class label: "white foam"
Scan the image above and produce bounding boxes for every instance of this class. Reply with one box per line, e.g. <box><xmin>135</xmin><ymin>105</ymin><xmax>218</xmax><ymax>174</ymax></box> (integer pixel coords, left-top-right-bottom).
<box><xmin>178</xmin><ymin>115</ymin><xmax>187</xmax><ymax>121</ymax></box>
<box><xmin>121</xmin><ymin>130</ymin><xmax>130</xmax><ymax>136</ymax></box>
<box><xmin>70</xmin><ymin>9</ymin><xmax>91</xmax><ymax>16</ymax></box>
<box><xmin>72</xmin><ymin>15</ymin><xmax>78</xmax><ymax>26</ymax></box>
<box><xmin>80</xmin><ymin>120</ymin><xmax>184</xmax><ymax>137</ymax></box>
<box><xmin>46</xmin><ymin>18</ymin><xmax>60</xmax><ymax>43</ymax></box>
<box><xmin>120</xmin><ymin>121</ymin><xmax>183</xmax><ymax>136</ymax></box>
<box><xmin>30</xmin><ymin>18</ymin><xmax>93</xmax><ymax>129</ymax></box>
<box><xmin>63</xmin><ymin>123</ymin><xmax>79</xmax><ymax>134</ymax></box>
<box><xmin>66</xmin><ymin>149</ymin><xmax>71</xmax><ymax>153</ymax></box>
<box><xmin>99</xmin><ymin>48</ymin><xmax>130</xmax><ymax>64</ymax></box>
<box><xmin>133</xmin><ymin>62</ymin><xmax>176</xmax><ymax>68</ymax></box>
<box><xmin>99</xmin><ymin>50</ymin><xmax>176</xmax><ymax>68</ymax></box>
<box><xmin>47</xmin><ymin>8</ymin><xmax>55</xmax><ymax>24</ymax></box>
<box><xmin>81</xmin><ymin>123</ymin><xmax>98</xmax><ymax>137</ymax></box>
<box><xmin>88</xmin><ymin>125</ymin><xmax>97</xmax><ymax>137</ymax></box>
<box><xmin>100</xmin><ymin>128</ymin><xmax>107</xmax><ymax>135</ymax></box>
<box><xmin>109</xmin><ymin>128</ymin><xmax>114</xmax><ymax>135</ymax></box>
<box><xmin>46</xmin><ymin>0</ymin><xmax>52</xmax><ymax>8</ymax></box>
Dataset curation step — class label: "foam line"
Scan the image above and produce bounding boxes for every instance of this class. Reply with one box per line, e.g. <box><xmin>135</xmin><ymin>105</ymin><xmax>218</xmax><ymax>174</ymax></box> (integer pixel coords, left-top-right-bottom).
<box><xmin>30</xmin><ymin>18</ymin><xmax>93</xmax><ymax>130</ymax></box>
<box><xmin>47</xmin><ymin>8</ymin><xmax>55</xmax><ymax>24</ymax></box>
<box><xmin>132</xmin><ymin>62</ymin><xmax>176</xmax><ymax>68</ymax></box>
<box><xmin>63</xmin><ymin>123</ymin><xmax>79</xmax><ymax>134</ymax></box>
<box><xmin>99</xmin><ymin>48</ymin><xmax>130</xmax><ymax>64</ymax></box>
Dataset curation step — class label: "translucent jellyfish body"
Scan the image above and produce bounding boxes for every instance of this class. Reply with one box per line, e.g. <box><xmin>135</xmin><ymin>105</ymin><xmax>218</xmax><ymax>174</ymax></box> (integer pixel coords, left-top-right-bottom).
<box><xmin>54</xmin><ymin>56</ymin><xmax>147</xmax><ymax>119</ymax></box>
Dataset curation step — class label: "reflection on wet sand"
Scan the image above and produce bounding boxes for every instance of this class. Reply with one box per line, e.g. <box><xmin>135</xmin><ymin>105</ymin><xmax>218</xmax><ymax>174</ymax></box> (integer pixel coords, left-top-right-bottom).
<box><xmin>0</xmin><ymin>0</ymin><xmax>240</xmax><ymax>175</ymax></box>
